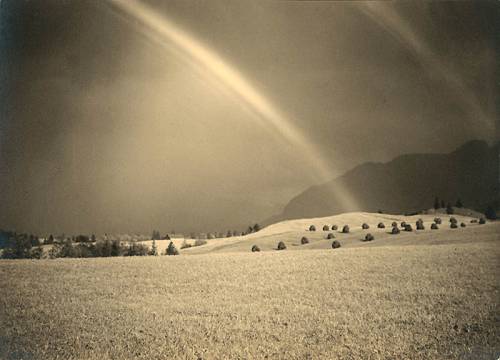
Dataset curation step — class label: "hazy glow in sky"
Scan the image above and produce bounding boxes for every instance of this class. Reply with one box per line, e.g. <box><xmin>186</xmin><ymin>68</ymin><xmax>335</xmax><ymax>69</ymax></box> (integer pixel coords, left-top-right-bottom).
<box><xmin>107</xmin><ymin>0</ymin><xmax>359</xmax><ymax>209</ymax></box>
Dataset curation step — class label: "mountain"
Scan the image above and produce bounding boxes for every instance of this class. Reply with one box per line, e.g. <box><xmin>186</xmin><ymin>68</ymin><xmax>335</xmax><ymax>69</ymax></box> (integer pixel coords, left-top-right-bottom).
<box><xmin>266</xmin><ymin>140</ymin><xmax>499</xmax><ymax>224</ymax></box>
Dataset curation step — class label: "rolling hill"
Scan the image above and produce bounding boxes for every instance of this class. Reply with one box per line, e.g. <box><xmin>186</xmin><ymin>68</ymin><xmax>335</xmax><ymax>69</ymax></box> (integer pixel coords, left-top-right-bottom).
<box><xmin>181</xmin><ymin>210</ymin><xmax>499</xmax><ymax>255</ymax></box>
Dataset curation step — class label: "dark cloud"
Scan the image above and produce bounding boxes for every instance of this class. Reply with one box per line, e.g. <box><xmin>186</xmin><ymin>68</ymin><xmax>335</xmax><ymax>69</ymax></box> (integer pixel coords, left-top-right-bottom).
<box><xmin>0</xmin><ymin>0</ymin><xmax>497</xmax><ymax>234</ymax></box>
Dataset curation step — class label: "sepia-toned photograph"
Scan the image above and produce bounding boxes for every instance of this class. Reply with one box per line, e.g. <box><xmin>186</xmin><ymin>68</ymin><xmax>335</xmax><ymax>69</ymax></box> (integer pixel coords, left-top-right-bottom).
<box><xmin>0</xmin><ymin>1</ymin><xmax>498</xmax><ymax>359</ymax></box>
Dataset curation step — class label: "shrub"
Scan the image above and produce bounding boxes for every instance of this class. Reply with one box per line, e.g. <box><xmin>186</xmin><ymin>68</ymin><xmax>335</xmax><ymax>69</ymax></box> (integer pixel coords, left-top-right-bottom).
<box><xmin>30</xmin><ymin>245</ymin><xmax>44</xmax><ymax>259</ymax></box>
<box><xmin>479</xmin><ymin>217</ymin><xmax>486</xmax><ymax>224</ymax></box>
<box><xmin>400</xmin><ymin>221</ymin><xmax>407</xmax><ymax>228</ymax></box>
<box><xmin>277</xmin><ymin>241</ymin><xmax>287</xmax><ymax>250</ymax></box>
<box><xmin>362</xmin><ymin>223</ymin><xmax>369</xmax><ymax>230</ymax></box>
<box><xmin>342</xmin><ymin>225</ymin><xmax>350</xmax><ymax>233</ymax></box>
<box><xmin>251</xmin><ymin>245</ymin><xmax>260</xmax><ymax>252</ymax></box>
<box><xmin>391</xmin><ymin>227</ymin><xmax>400</xmax><ymax>234</ymax></box>
<box><xmin>377</xmin><ymin>222</ymin><xmax>385</xmax><ymax>229</ymax></box>
<box><xmin>180</xmin><ymin>240</ymin><xmax>192</xmax><ymax>249</ymax></box>
<box><xmin>331</xmin><ymin>240</ymin><xmax>341</xmax><ymax>249</ymax></box>
<box><xmin>391</xmin><ymin>221</ymin><xmax>398</xmax><ymax>228</ymax></box>
<box><xmin>322</xmin><ymin>225</ymin><xmax>329</xmax><ymax>231</ymax></box>
<box><xmin>449</xmin><ymin>217</ymin><xmax>457</xmax><ymax>224</ymax></box>
<box><xmin>309</xmin><ymin>225</ymin><xmax>316</xmax><ymax>231</ymax></box>
<box><xmin>450</xmin><ymin>222</ymin><xmax>458</xmax><ymax>229</ymax></box>
<box><xmin>364</xmin><ymin>233</ymin><xmax>374</xmax><ymax>241</ymax></box>
<box><xmin>431</xmin><ymin>223</ymin><xmax>439</xmax><ymax>230</ymax></box>
<box><xmin>460</xmin><ymin>222</ymin><xmax>466</xmax><ymax>228</ymax></box>
<box><xmin>327</xmin><ymin>233</ymin><xmax>335</xmax><ymax>239</ymax></box>
<box><xmin>404</xmin><ymin>224</ymin><xmax>413</xmax><ymax>232</ymax></box>
<box><xmin>126</xmin><ymin>242</ymin><xmax>149</xmax><ymax>256</ymax></box>
<box><xmin>470</xmin><ymin>219</ymin><xmax>478</xmax><ymax>223</ymax></box>
<box><xmin>331</xmin><ymin>225</ymin><xmax>338</xmax><ymax>231</ymax></box>
<box><xmin>434</xmin><ymin>217</ymin><xmax>442</xmax><ymax>224</ymax></box>
<box><xmin>165</xmin><ymin>241</ymin><xmax>179</xmax><ymax>255</ymax></box>
<box><xmin>253</xmin><ymin>224</ymin><xmax>261</xmax><ymax>232</ymax></box>
<box><xmin>300</xmin><ymin>236</ymin><xmax>309</xmax><ymax>245</ymax></box>
<box><xmin>194</xmin><ymin>239</ymin><xmax>207</xmax><ymax>247</ymax></box>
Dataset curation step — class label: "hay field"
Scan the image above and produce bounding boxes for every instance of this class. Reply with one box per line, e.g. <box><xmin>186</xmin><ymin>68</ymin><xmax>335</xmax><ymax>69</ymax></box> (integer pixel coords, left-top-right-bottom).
<box><xmin>0</xmin><ymin>216</ymin><xmax>499</xmax><ymax>359</ymax></box>
<box><xmin>182</xmin><ymin>212</ymin><xmax>496</xmax><ymax>254</ymax></box>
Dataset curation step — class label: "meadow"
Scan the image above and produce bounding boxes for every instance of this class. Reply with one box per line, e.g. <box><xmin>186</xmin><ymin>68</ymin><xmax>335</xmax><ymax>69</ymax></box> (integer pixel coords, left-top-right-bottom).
<box><xmin>0</xmin><ymin>214</ymin><xmax>499</xmax><ymax>359</ymax></box>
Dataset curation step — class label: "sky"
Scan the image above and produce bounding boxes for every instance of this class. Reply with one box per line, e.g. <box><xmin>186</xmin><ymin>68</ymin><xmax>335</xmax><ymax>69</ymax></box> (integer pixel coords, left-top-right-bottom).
<box><xmin>0</xmin><ymin>0</ymin><xmax>498</xmax><ymax>235</ymax></box>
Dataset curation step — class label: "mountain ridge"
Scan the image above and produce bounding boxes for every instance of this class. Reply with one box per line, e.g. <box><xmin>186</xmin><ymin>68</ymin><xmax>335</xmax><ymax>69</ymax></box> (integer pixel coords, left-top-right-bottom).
<box><xmin>264</xmin><ymin>140</ymin><xmax>499</xmax><ymax>225</ymax></box>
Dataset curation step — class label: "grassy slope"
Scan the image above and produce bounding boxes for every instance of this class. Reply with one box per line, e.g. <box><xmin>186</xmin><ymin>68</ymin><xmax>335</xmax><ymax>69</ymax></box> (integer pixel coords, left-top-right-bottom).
<box><xmin>182</xmin><ymin>212</ymin><xmax>494</xmax><ymax>254</ymax></box>
<box><xmin>0</xmin><ymin>215</ymin><xmax>499</xmax><ymax>359</ymax></box>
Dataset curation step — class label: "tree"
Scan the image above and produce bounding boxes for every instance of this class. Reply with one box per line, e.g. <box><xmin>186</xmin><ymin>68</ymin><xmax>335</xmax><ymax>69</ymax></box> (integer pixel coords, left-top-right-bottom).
<box><xmin>75</xmin><ymin>235</ymin><xmax>89</xmax><ymax>243</ymax></box>
<box><xmin>485</xmin><ymin>206</ymin><xmax>497</xmax><ymax>220</ymax></box>
<box><xmin>45</xmin><ymin>234</ymin><xmax>54</xmax><ymax>245</ymax></box>
<box><xmin>446</xmin><ymin>203</ymin><xmax>454</xmax><ymax>215</ymax></box>
<box><xmin>91</xmin><ymin>234</ymin><xmax>96</xmax><ymax>242</ymax></box>
<box><xmin>166</xmin><ymin>241</ymin><xmax>179</xmax><ymax>255</ymax></box>
<box><xmin>434</xmin><ymin>196</ymin><xmax>440</xmax><ymax>210</ymax></box>
<box><xmin>251</xmin><ymin>245</ymin><xmax>260</xmax><ymax>252</ymax></box>
<box><xmin>60</xmin><ymin>238</ymin><xmax>75</xmax><ymax>258</ymax></box>
<box><xmin>149</xmin><ymin>239</ymin><xmax>158</xmax><ymax>256</ymax></box>
<box><xmin>252</xmin><ymin>224</ymin><xmax>261</xmax><ymax>232</ymax></box>
<box><xmin>151</xmin><ymin>230</ymin><xmax>161</xmax><ymax>240</ymax></box>
<box><xmin>111</xmin><ymin>240</ymin><xmax>121</xmax><ymax>256</ymax></box>
<box><xmin>440</xmin><ymin>200</ymin><xmax>445</xmax><ymax>208</ymax></box>
<box><xmin>455</xmin><ymin>198</ymin><xmax>463</xmax><ymax>208</ymax></box>
<box><xmin>300</xmin><ymin>237</ymin><xmax>309</xmax><ymax>245</ymax></box>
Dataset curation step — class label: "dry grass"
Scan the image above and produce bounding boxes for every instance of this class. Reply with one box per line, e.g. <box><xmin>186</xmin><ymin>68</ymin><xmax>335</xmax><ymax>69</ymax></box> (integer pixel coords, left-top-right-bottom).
<box><xmin>0</xmin><ymin>216</ymin><xmax>499</xmax><ymax>359</ymax></box>
<box><xmin>183</xmin><ymin>212</ymin><xmax>497</xmax><ymax>254</ymax></box>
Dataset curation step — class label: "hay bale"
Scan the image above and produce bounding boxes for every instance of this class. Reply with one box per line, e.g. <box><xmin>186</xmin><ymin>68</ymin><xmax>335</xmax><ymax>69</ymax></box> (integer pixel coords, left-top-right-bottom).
<box><xmin>277</xmin><ymin>241</ymin><xmax>287</xmax><ymax>250</ymax></box>
<box><xmin>364</xmin><ymin>233</ymin><xmax>374</xmax><ymax>241</ymax></box>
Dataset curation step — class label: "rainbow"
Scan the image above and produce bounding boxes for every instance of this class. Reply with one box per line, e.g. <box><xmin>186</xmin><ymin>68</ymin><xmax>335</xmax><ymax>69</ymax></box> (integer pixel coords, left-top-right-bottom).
<box><xmin>106</xmin><ymin>0</ymin><xmax>359</xmax><ymax>210</ymax></box>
